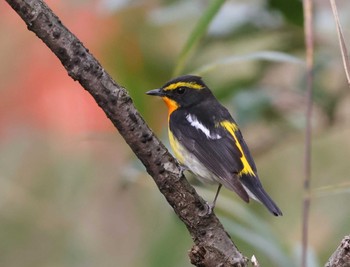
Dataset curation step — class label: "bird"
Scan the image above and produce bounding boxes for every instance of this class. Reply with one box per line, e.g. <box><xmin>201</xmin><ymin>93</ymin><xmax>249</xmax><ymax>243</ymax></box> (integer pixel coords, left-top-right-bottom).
<box><xmin>146</xmin><ymin>75</ymin><xmax>282</xmax><ymax>216</ymax></box>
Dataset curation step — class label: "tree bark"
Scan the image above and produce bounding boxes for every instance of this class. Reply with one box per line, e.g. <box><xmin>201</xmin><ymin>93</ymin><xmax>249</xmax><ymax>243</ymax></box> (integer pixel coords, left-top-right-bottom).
<box><xmin>5</xmin><ymin>0</ymin><xmax>248</xmax><ymax>266</ymax></box>
<box><xmin>325</xmin><ymin>236</ymin><xmax>350</xmax><ymax>267</ymax></box>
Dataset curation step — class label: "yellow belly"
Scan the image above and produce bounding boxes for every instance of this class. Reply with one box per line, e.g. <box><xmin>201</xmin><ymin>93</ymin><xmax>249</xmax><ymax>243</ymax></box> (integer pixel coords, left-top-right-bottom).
<box><xmin>168</xmin><ymin>130</ymin><xmax>185</xmax><ymax>164</ymax></box>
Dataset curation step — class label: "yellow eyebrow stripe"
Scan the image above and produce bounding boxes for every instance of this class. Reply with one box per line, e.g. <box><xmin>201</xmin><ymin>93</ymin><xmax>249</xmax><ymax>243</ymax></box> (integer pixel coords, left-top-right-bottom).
<box><xmin>220</xmin><ymin>121</ymin><xmax>256</xmax><ymax>177</ymax></box>
<box><xmin>164</xmin><ymin>82</ymin><xmax>204</xmax><ymax>91</ymax></box>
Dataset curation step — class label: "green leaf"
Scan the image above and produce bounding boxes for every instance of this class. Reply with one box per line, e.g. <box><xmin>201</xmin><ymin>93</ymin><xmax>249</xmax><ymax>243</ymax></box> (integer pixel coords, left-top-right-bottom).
<box><xmin>267</xmin><ymin>0</ymin><xmax>303</xmax><ymax>26</ymax></box>
<box><xmin>194</xmin><ymin>51</ymin><xmax>304</xmax><ymax>75</ymax></box>
<box><xmin>173</xmin><ymin>0</ymin><xmax>226</xmax><ymax>76</ymax></box>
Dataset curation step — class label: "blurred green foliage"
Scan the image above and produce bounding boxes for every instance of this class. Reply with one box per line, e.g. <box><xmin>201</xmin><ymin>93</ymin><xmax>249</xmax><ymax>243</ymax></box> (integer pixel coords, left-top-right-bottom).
<box><xmin>267</xmin><ymin>0</ymin><xmax>303</xmax><ymax>26</ymax></box>
<box><xmin>1</xmin><ymin>0</ymin><xmax>350</xmax><ymax>267</ymax></box>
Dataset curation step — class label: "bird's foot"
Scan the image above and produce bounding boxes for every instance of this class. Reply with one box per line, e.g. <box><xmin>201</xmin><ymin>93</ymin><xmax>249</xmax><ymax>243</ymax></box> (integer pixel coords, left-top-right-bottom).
<box><xmin>178</xmin><ymin>164</ymin><xmax>189</xmax><ymax>177</ymax></box>
<box><xmin>207</xmin><ymin>201</ymin><xmax>215</xmax><ymax>215</ymax></box>
<box><xmin>199</xmin><ymin>201</ymin><xmax>215</xmax><ymax>216</ymax></box>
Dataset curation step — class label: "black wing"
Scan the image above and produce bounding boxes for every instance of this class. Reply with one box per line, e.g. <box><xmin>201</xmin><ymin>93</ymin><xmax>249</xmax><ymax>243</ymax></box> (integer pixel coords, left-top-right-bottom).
<box><xmin>170</xmin><ymin>103</ymin><xmax>282</xmax><ymax>216</ymax></box>
<box><xmin>170</xmin><ymin>106</ymin><xmax>251</xmax><ymax>202</ymax></box>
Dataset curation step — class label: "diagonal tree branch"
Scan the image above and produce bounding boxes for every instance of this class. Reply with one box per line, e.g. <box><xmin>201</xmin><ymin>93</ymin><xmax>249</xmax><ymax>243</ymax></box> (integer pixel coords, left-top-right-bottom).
<box><xmin>5</xmin><ymin>0</ymin><xmax>248</xmax><ymax>266</ymax></box>
<box><xmin>325</xmin><ymin>235</ymin><xmax>350</xmax><ymax>267</ymax></box>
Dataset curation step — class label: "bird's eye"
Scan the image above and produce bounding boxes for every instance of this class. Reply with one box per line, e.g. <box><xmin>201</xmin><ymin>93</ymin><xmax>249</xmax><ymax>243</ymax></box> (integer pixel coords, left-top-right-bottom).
<box><xmin>176</xmin><ymin>87</ymin><xmax>186</xmax><ymax>94</ymax></box>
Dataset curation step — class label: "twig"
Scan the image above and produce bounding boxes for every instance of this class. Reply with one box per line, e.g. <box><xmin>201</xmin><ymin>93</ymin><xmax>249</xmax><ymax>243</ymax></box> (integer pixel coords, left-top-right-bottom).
<box><xmin>330</xmin><ymin>0</ymin><xmax>350</xmax><ymax>88</ymax></box>
<box><xmin>4</xmin><ymin>0</ymin><xmax>248</xmax><ymax>266</ymax></box>
<box><xmin>301</xmin><ymin>0</ymin><xmax>314</xmax><ymax>267</ymax></box>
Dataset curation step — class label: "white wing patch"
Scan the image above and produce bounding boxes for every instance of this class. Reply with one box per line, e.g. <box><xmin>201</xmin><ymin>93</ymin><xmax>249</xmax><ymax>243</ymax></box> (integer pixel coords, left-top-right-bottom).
<box><xmin>186</xmin><ymin>114</ymin><xmax>221</xmax><ymax>140</ymax></box>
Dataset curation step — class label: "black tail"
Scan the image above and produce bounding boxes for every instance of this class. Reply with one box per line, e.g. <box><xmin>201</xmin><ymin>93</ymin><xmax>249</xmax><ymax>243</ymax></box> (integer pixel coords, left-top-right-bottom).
<box><xmin>241</xmin><ymin>175</ymin><xmax>282</xmax><ymax>216</ymax></box>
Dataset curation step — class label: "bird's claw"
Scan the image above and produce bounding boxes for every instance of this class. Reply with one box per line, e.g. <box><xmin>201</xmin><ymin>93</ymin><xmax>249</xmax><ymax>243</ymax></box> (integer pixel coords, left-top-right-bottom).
<box><xmin>179</xmin><ymin>164</ymin><xmax>189</xmax><ymax>177</ymax></box>
<box><xmin>199</xmin><ymin>201</ymin><xmax>215</xmax><ymax>216</ymax></box>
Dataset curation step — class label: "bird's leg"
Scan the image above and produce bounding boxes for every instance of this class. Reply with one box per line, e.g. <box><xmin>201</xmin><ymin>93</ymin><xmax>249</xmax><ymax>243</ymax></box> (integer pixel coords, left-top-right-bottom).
<box><xmin>205</xmin><ymin>184</ymin><xmax>222</xmax><ymax>215</ymax></box>
<box><xmin>178</xmin><ymin>164</ymin><xmax>189</xmax><ymax>177</ymax></box>
<box><xmin>212</xmin><ymin>184</ymin><xmax>222</xmax><ymax>208</ymax></box>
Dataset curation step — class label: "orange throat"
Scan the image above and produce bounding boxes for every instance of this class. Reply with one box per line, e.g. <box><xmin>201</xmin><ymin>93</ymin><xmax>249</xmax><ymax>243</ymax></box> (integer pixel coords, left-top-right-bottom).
<box><xmin>162</xmin><ymin>97</ymin><xmax>179</xmax><ymax>119</ymax></box>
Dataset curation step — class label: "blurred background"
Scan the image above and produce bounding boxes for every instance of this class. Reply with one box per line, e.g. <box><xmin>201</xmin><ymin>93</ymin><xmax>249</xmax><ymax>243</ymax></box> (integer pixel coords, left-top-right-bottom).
<box><xmin>1</xmin><ymin>0</ymin><xmax>350</xmax><ymax>266</ymax></box>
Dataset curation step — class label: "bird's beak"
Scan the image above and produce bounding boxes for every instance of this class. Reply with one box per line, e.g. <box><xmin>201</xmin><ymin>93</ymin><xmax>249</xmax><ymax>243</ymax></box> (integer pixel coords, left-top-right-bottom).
<box><xmin>146</xmin><ymin>88</ymin><xmax>165</xmax><ymax>97</ymax></box>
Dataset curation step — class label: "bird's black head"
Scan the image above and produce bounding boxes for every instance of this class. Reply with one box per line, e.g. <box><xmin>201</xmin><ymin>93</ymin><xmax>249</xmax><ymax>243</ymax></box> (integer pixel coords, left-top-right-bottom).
<box><xmin>146</xmin><ymin>75</ymin><xmax>213</xmax><ymax>108</ymax></box>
